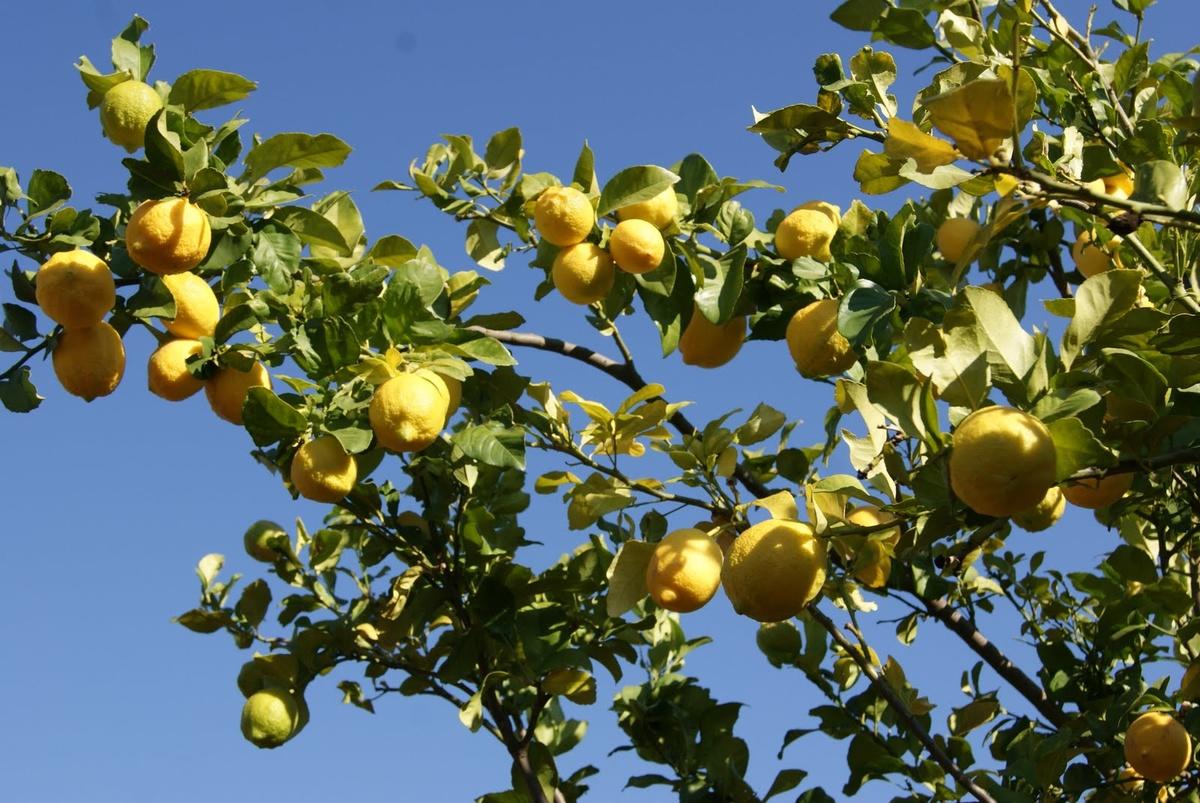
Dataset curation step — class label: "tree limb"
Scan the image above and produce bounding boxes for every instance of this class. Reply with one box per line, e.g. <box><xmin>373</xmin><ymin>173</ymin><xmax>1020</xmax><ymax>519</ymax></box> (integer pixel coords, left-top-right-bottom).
<box><xmin>1066</xmin><ymin>445</ymin><xmax>1200</xmax><ymax>482</ymax></box>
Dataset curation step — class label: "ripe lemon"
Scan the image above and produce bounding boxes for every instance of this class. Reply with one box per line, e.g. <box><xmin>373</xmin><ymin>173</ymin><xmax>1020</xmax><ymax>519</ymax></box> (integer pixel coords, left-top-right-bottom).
<box><xmin>99</xmin><ymin>80</ymin><xmax>163</xmax><ymax>152</ymax></box>
<box><xmin>35</xmin><ymin>250</ymin><xmax>116</xmax><ymax>328</ymax></box>
<box><xmin>551</xmin><ymin>243</ymin><xmax>614</xmax><ymax>305</ymax></box>
<box><xmin>290</xmin><ymin>435</ymin><xmax>357</xmax><ymax>503</ymax></box>
<box><xmin>369</xmin><ymin>372</ymin><xmax>449</xmax><ymax>452</ymax></box>
<box><xmin>205</xmin><ymin>360</ymin><xmax>270</xmax><ymax>425</ymax></box>
<box><xmin>775</xmin><ymin>206</ymin><xmax>838</xmax><ymax>261</ymax></box>
<box><xmin>786</xmin><ymin>298</ymin><xmax>856</xmax><ymax>378</ymax></box>
<box><xmin>161</xmin><ymin>272</ymin><xmax>219</xmax><ymax>338</ymax></box>
<box><xmin>424</xmin><ymin>371</ymin><xmax>462</xmax><ymax>416</ymax></box>
<box><xmin>794</xmin><ymin>200</ymin><xmax>841</xmax><ymax>227</ymax></box>
<box><xmin>1011</xmin><ymin>486</ymin><xmax>1066</xmax><ymax>532</ymax></box>
<box><xmin>1072</xmin><ymin>232</ymin><xmax>1117</xmax><ymax>278</ymax></box>
<box><xmin>937</xmin><ymin>217</ymin><xmax>981</xmax><ymax>263</ymax></box>
<box><xmin>609</xmin><ymin>219</ymin><xmax>665</xmax><ymax>274</ymax></box>
<box><xmin>1103</xmin><ymin>172</ymin><xmax>1135</xmax><ymax>200</ymax></box>
<box><xmin>948</xmin><ymin>406</ymin><xmax>1057</xmax><ymax>517</ymax></box>
<box><xmin>853</xmin><ymin>539</ymin><xmax>891</xmax><ymax>589</ymax></box>
<box><xmin>52</xmin><ymin>321</ymin><xmax>125</xmax><ymax>401</ymax></box>
<box><xmin>1062</xmin><ymin>472</ymin><xmax>1133</xmax><ymax>509</ymax></box>
<box><xmin>534</xmin><ymin>186</ymin><xmax>594</xmax><ymax>246</ymax></box>
<box><xmin>678</xmin><ymin>306</ymin><xmax>746</xmax><ymax>368</ymax></box>
<box><xmin>1124</xmin><ymin>711</ymin><xmax>1192</xmax><ymax>783</ymax></box>
<box><xmin>147</xmin><ymin>338</ymin><xmax>204</xmax><ymax>401</ymax></box>
<box><xmin>846</xmin><ymin>505</ymin><xmax>902</xmax><ymax>546</ymax></box>
<box><xmin>722</xmin><ymin>519</ymin><xmax>827</xmax><ymax>622</ymax></box>
<box><xmin>244</xmin><ymin>520</ymin><xmax>288</xmax><ymax>563</ymax></box>
<box><xmin>617</xmin><ymin>187</ymin><xmax>678</xmax><ymax>230</ymax></box>
<box><xmin>644</xmin><ymin>527</ymin><xmax>724</xmax><ymax>613</ymax></box>
<box><xmin>126</xmin><ymin>197</ymin><xmax>212</xmax><ymax>275</ymax></box>
<box><xmin>241</xmin><ymin>688</ymin><xmax>302</xmax><ymax>749</ymax></box>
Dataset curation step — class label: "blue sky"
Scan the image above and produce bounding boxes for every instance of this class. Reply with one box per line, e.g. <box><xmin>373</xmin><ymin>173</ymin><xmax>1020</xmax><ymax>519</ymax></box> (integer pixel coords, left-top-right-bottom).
<box><xmin>1</xmin><ymin>2</ymin><xmax>1195</xmax><ymax>801</ymax></box>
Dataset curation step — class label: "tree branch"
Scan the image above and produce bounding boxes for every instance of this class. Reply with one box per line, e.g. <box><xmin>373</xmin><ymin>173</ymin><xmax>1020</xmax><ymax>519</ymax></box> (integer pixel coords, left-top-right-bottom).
<box><xmin>1067</xmin><ymin>446</ymin><xmax>1200</xmax><ymax>482</ymax></box>
<box><xmin>484</xmin><ymin>692</ymin><xmax>554</xmax><ymax>803</ymax></box>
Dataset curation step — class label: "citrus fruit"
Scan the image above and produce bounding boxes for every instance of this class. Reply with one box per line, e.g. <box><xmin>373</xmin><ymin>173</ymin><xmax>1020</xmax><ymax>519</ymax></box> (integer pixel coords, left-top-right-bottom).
<box><xmin>853</xmin><ymin>539</ymin><xmax>892</xmax><ymax>589</ymax></box>
<box><xmin>369</xmin><ymin>372</ymin><xmax>449</xmax><ymax>452</ymax></box>
<box><xmin>205</xmin><ymin>360</ymin><xmax>270</xmax><ymax>425</ymax></box>
<box><xmin>244</xmin><ymin>520</ymin><xmax>288</xmax><ymax>563</ymax></box>
<box><xmin>290</xmin><ymin>435</ymin><xmax>357</xmax><ymax>503</ymax></box>
<box><xmin>786</xmin><ymin>298</ymin><xmax>856</xmax><ymax>378</ymax></box>
<box><xmin>424</xmin><ymin>370</ymin><xmax>462</xmax><ymax>416</ymax></box>
<box><xmin>948</xmin><ymin>406</ymin><xmax>1057</xmax><ymax>517</ymax></box>
<box><xmin>147</xmin><ymin>338</ymin><xmax>204</xmax><ymax>401</ymax></box>
<box><xmin>52</xmin><ymin>321</ymin><xmax>125</xmax><ymax>401</ymax></box>
<box><xmin>794</xmin><ymin>200</ymin><xmax>841</xmax><ymax>227</ymax></box>
<box><xmin>241</xmin><ymin>688</ymin><xmax>302</xmax><ymax>749</ymax></box>
<box><xmin>1072</xmin><ymin>232</ymin><xmax>1117</xmax><ymax>278</ymax></box>
<box><xmin>937</xmin><ymin>217</ymin><xmax>981</xmax><ymax>263</ymax></box>
<box><xmin>617</xmin><ymin>187</ymin><xmax>678</xmax><ymax>229</ymax></box>
<box><xmin>35</xmin><ymin>250</ymin><xmax>115</xmax><ymax>328</ymax></box>
<box><xmin>126</xmin><ymin>197</ymin><xmax>212</xmax><ymax>275</ymax></box>
<box><xmin>678</xmin><ymin>306</ymin><xmax>746</xmax><ymax>368</ymax></box>
<box><xmin>1181</xmin><ymin>663</ymin><xmax>1200</xmax><ymax>702</ymax></box>
<box><xmin>1103</xmin><ymin>172</ymin><xmax>1135</xmax><ymax>200</ymax></box>
<box><xmin>1011</xmin><ymin>486</ymin><xmax>1066</xmax><ymax>532</ymax></box>
<box><xmin>609</xmin><ymin>218</ymin><xmax>665</xmax><ymax>274</ymax></box>
<box><xmin>99</xmin><ymin>80</ymin><xmax>163</xmax><ymax>152</ymax></box>
<box><xmin>722</xmin><ymin>519</ymin><xmax>827</xmax><ymax>622</ymax></box>
<box><xmin>644</xmin><ymin>527</ymin><xmax>724</xmax><ymax>613</ymax></box>
<box><xmin>756</xmin><ymin>621</ymin><xmax>802</xmax><ymax>656</ymax></box>
<box><xmin>775</xmin><ymin>206</ymin><xmax>837</xmax><ymax>261</ymax></box>
<box><xmin>1123</xmin><ymin>711</ymin><xmax>1192</xmax><ymax>783</ymax></box>
<box><xmin>1062</xmin><ymin>472</ymin><xmax>1133</xmax><ymax>509</ymax></box>
<box><xmin>846</xmin><ymin>505</ymin><xmax>902</xmax><ymax>546</ymax></box>
<box><xmin>161</xmin><ymin>272</ymin><xmax>219</xmax><ymax>338</ymax></box>
<box><xmin>533</xmin><ymin>186</ymin><xmax>594</xmax><ymax>246</ymax></box>
<box><xmin>551</xmin><ymin>243</ymin><xmax>614</xmax><ymax>305</ymax></box>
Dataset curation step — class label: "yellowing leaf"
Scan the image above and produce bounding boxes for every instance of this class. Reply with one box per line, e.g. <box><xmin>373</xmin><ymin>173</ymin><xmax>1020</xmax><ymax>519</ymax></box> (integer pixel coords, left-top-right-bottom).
<box><xmin>605</xmin><ymin>540</ymin><xmax>655</xmax><ymax>617</ymax></box>
<box><xmin>749</xmin><ymin>490</ymin><xmax>799</xmax><ymax>521</ymax></box>
<box><xmin>884</xmin><ymin>119</ymin><xmax>959</xmax><ymax>172</ymax></box>
<box><xmin>994</xmin><ymin>173</ymin><xmax>1020</xmax><ymax>197</ymax></box>
<box><xmin>923</xmin><ymin>78</ymin><xmax>1015</xmax><ymax>161</ymax></box>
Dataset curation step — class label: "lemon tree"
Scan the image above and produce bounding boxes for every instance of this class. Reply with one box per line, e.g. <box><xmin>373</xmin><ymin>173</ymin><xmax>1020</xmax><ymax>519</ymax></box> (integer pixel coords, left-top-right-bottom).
<box><xmin>8</xmin><ymin>6</ymin><xmax>1200</xmax><ymax>802</ymax></box>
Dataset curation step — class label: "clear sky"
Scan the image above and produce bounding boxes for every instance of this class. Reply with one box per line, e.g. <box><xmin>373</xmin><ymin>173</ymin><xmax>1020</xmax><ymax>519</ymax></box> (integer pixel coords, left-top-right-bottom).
<box><xmin>1</xmin><ymin>2</ymin><xmax>1195</xmax><ymax>801</ymax></box>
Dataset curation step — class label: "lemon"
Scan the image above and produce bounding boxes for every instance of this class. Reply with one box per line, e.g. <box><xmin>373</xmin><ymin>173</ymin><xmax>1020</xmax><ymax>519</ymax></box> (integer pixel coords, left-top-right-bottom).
<box><xmin>1102</xmin><ymin>172</ymin><xmax>1135</xmax><ymax>200</ymax></box>
<box><xmin>775</xmin><ymin>206</ymin><xmax>837</xmax><ymax>261</ymax></box>
<box><xmin>853</xmin><ymin>539</ymin><xmax>891</xmax><ymax>589</ymax></box>
<box><xmin>533</xmin><ymin>186</ymin><xmax>594</xmax><ymax>247</ymax></box>
<box><xmin>609</xmin><ymin>218</ymin><xmax>665</xmax><ymax>274</ymax></box>
<box><xmin>678</xmin><ymin>306</ymin><xmax>746</xmax><ymax>368</ymax></box>
<box><xmin>52</xmin><ymin>321</ymin><xmax>125</xmax><ymax>401</ymax></box>
<box><xmin>205</xmin><ymin>360</ymin><xmax>270</xmax><ymax>425</ymax></box>
<box><xmin>1181</xmin><ymin>663</ymin><xmax>1200</xmax><ymax>702</ymax></box>
<box><xmin>369</xmin><ymin>372</ymin><xmax>449</xmax><ymax>452</ymax></box>
<box><xmin>290</xmin><ymin>435</ymin><xmax>357</xmax><ymax>503</ymax></box>
<box><xmin>794</xmin><ymin>200</ymin><xmax>841</xmax><ymax>227</ymax></box>
<box><xmin>161</xmin><ymin>272</ymin><xmax>219</xmax><ymax>338</ymax></box>
<box><xmin>542</xmin><ymin>668</ymin><xmax>594</xmax><ymax>703</ymax></box>
<box><xmin>644</xmin><ymin>527</ymin><xmax>724</xmax><ymax>613</ymax></box>
<box><xmin>1124</xmin><ymin>711</ymin><xmax>1192</xmax><ymax>783</ymax></box>
<box><xmin>35</xmin><ymin>250</ymin><xmax>116</xmax><ymax>328</ymax></box>
<box><xmin>948</xmin><ymin>406</ymin><xmax>1057</xmax><ymax>517</ymax></box>
<box><xmin>756</xmin><ymin>621</ymin><xmax>802</xmax><ymax>656</ymax></box>
<box><xmin>237</xmin><ymin>653</ymin><xmax>302</xmax><ymax>698</ymax></box>
<box><xmin>424</xmin><ymin>371</ymin><xmax>462</xmax><ymax>416</ymax></box>
<box><xmin>551</xmin><ymin>243</ymin><xmax>614</xmax><ymax>305</ymax></box>
<box><xmin>937</xmin><ymin>217</ymin><xmax>981</xmax><ymax>263</ymax></box>
<box><xmin>1062</xmin><ymin>472</ymin><xmax>1133</xmax><ymax>509</ymax></box>
<box><xmin>244</xmin><ymin>520</ymin><xmax>288</xmax><ymax>563</ymax></box>
<box><xmin>1072</xmin><ymin>232</ymin><xmax>1117</xmax><ymax>278</ymax></box>
<box><xmin>1011</xmin><ymin>486</ymin><xmax>1065</xmax><ymax>532</ymax></box>
<box><xmin>241</xmin><ymin>688</ymin><xmax>302</xmax><ymax>749</ymax></box>
<box><xmin>99</xmin><ymin>80</ymin><xmax>163</xmax><ymax>152</ymax></box>
<box><xmin>126</xmin><ymin>197</ymin><xmax>212</xmax><ymax>275</ymax></box>
<box><xmin>617</xmin><ymin>187</ymin><xmax>678</xmax><ymax>230</ymax></box>
<box><xmin>722</xmin><ymin>519</ymin><xmax>827</xmax><ymax>622</ymax></box>
<box><xmin>147</xmin><ymin>338</ymin><xmax>205</xmax><ymax>401</ymax></box>
<box><xmin>846</xmin><ymin>505</ymin><xmax>902</xmax><ymax>546</ymax></box>
<box><xmin>786</xmin><ymin>298</ymin><xmax>856</xmax><ymax>378</ymax></box>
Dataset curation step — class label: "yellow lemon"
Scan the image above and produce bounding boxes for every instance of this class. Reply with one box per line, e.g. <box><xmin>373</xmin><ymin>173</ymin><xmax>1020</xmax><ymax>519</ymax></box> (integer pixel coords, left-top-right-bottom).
<box><xmin>853</xmin><ymin>539</ymin><xmax>891</xmax><ymax>589</ymax></box>
<box><xmin>948</xmin><ymin>406</ymin><xmax>1057</xmax><ymax>517</ymax></box>
<box><xmin>1011</xmin><ymin>486</ymin><xmax>1066</xmax><ymax>532</ymax></box>
<box><xmin>423</xmin><ymin>370</ymin><xmax>462</xmax><ymax>416</ymax></box>
<box><xmin>1062</xmin><ymin>472</ymin><xmax>1133</xmax><ymax>509</ymax></box>
<box><xmin>205</xmin><ymin>360</ymin><xmax>270</xmax><ymax>425</ymax></box>
<box><xmin>794</xmin><ymin>200</ymin><xmax>841</xmax><ymax>228</ymax></box>
<box><xmin>1103</xmin><ymin>172</ymin><xmax>1135</xmax><ymax>200</ymax></box>
<box><xmin>1124</xmin><ymin>711</ymin><xmax>1192</xmax><ymax>784</ymax></box>
<box><xmin>99</xmin><ymin>80</ymin><xmax>163</xmax><ymax>152</ymax></box>
<box><xmin>1072</xmin><ymin>232</ymin><xmax>1118</xmax><ymax>278</ymax></box>
<box><xmin>786</xmin><ymin>298</ymin><xmax>856</xmax><ymax>378</ymax></box>
<box><xmin>35</xmin><ymin>250</ymin><xmax>116</xmax><ymax>328</ymax></box>
<box><xmin>722</xmin><ymin>519</ymin><xmax>827</xmax><ymax>622</ymax></box>
<box><xmin>846</xmin><ymin>505</ymin><xmax>901</xmax><ymax>545</ymax></box>
<box><xmin>290</xmin><ymin>435</ymin><xmax>357</xmax><ymax>503</ymax></box>
<box><xmin>126</xmin><ymin>197</ymin><xmax>212</xmax><ymax>275</ymax></box>
<box><xmin>534</xmin><ymin>186</ymin><xmax>594</xmax><ymax>247</ymax></box>
<box><xmin>147</xmin><ymin>338</ymin><xmax>205</xmax><ymax>401</ymax></box>
<box><xmin>369</xmin><ymin>372</ymin><xmax>449</xmax><ymax>452</ymax></box>
<box><xmin>609</xmin><ymin>218</ymin><xmax>665</xmax><ymax>274</ymax></box>
<box><xmin>243</xmin><ymin>520</ymin><xmax>288</xmax><ymax>563</ymax></box>
<box><xmin>551</xmin><ymin>243</ymin><xmax>614</xmax><ymax>305</ymax></box>
<box><xmin>678</xmin><ymin>306</ymin><xmax>746</xmax><ymax>368</ymax></box>
<box><xmin>644</xmin><ymin>528</ymin><xmax>724</xmax><ymax>613</ymax></box>
<box><xmin>937</xmin><ymin>217</ymin><xmax>981</xmax><ymax>263</ymax></box>
<box><xmin>775</xmin><ymin>207</ymin><xmax>837</xmax><ymax>261</ymax></box>
<box><xmin>161</xmin><ymin>272</ymin><xmax>220</xmax><ymax>338</ymax></box>
<box><xmin>52</xmin><ymin>321</ymin><xmax>125</xmax><ymax>401</ymax></box>
<box><xmin>617</xmin><ymin>187</ymin><xmax>678</xmax><ymax>230</ymax></box>
<box><xmin>241</xmin><ymin>688</ymin><xmax>302</xmax><ymax>749</ymax></box>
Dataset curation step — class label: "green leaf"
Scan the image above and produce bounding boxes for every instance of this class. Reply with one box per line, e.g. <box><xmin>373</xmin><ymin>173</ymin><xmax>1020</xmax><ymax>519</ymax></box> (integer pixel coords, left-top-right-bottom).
<box><xmin>465</xmin><ymin>218</ymin><xmax>505</xmax><ymax>270</ymax></box>
<box><xmin>1047</xmin><ymin>418</ymin><xmax>1112</xmax><ymax>480</ymax></box>
<box><xmin>367</xmin><ymin>234</ymin><xmax>418</xmax><ymax>267</ymax></box>
<box><xmin>955</xmin><ymin>286</ymin><xmax>1036</xmax><ymax>401</ymax></box>
<box><xmin>693</xmin><ymin>245</ymin><xmax>745</xmax><ymax>324</ymax></box>
<box><xmin>877</xmin><ymin>8</ymin><xmax>936</xmax><ymax>49</ymax></box>
<box><xmin>234</xmin><ymin>579</ymin><xmax>271</xmax><ymax>627</ymax></box>
<box><xmin>252</xmin><ymin>223</ymin><xmax>301</xmax><ymax>293</ymax></box>
<box><xmin>736</xmin><ymin>403</ymin><xmax>787</xmax><ymax>445</ymax></box>
<box><xmin>853</xmin><ymin>150</ymin><xmax>908</xmax><ymax>195</ymax></box>
<box><xmin>111</xmin><ymin>16</ymin><xmax>154</xmax><ymax>81</ymax></box>
<box><xmin>949</xmin><ymin>698</ymin><xmax>999</xmax><ymax>736</ymax></box>
<box><xmin>830</xmin><ymin>0</ymin><xmax>888</xmax><ymax>31</ymax></box>
<box><xmin>1132</xmin><ymin>160</ymin><xmax>1188</xmax><ymax>210</ymax></box>
<box><xmin>3</xmin><ymin>303</ymin><xmax>38</xmax><ymax>341</ymax></box>
<box><xmin>597</xmin><ymin>165</ymin><xmax>679</xmax><ymax>218</ymax></box>
<box><xmin>866</xmin><ymin>362</ymin><xmax>933</xmax><ymax>445</ymax></box>
<box><xmin>242</xmin><ymin>133</ymin><xmax>352</xmax><ymax>183</ymax></box>
<box><xmin>1106</xmin><ymin>545</ymin><xmax>1158</xmax><ymax>585</ymax></box>
<box><xmin>0</xmin><ymin>367</ymin><xmax>42</xmax><ymax>413</ymax></box>
<box><xmin>838</xmin><ymin>282</ymin><xmax>895</xmax><ymax>344</ymax></box>
<box><xmin>309</xmin><ymin>529</ymin><xmax>349</xmax><ymax>573</ymax></box>
<box><xmin>450</xmin><ymin>335</ymin><xmax>516</xmax><ymax>366</ymax></box>
<box><xmin>25</xmin><ymin>170</ymin><xmax>70</xmax><ymax>218</ymax></box>
<box><xmin>273</xmin><ymin>207</ymin><xmax>351</xmax><ymax>255</ymax></box>
<box><xmin>453</xmin><ymin>423</ymin><xmax>525</xmax><ymax>469</ymax></box>
<box><xmin>1061</xmin><ymin>270</ymin><xmax>1140</xmax><ymax>369</ymax></box>
<box><xmin>126</xmin><ymin>276</ymin><xmax>176</xmax><ymax>321</ymax></box>
<box><xmin>242</xmin><ymin>387</ymin><xmax>307</xmax><ymax>447</ymax></box>
<box><xmin>764</xmin><ymin>769</ymin><xmax>808</xmax><ymax>801</ymax></box>
<box><xmin>484</xmin><ymin>127</ymin><xmax>521</xmax><ymax>173</ymax></box>
<box><xmin>174</xmin><ymin>609</ymin><xmax>231</xmax><ymax>634</ymax></box>
<box><xmin>459</xmin><ymin>691</ymin><xmax>484</xmax><ymax>732</ymax></box>
<box><xmin>572</xmin><ymin>141</ymin><xmax>596</xmax><ymax>193</ymax></box>
<box><xmin>605</xmin><ymin>540</ymin><xmax>654</xmax><ymax>617</ymax></box>
<box><xmin>168</xmin><ymin>69</ymin><xmax>257</xmax><ymax>111</ymax></box>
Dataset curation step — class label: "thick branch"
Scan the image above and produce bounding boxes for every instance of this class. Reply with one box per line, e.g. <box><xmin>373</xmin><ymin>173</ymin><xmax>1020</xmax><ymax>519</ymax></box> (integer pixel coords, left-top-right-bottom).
<box><xmin>1067</xmin><ymin>445</ymin><xmax>1200</xmax><ymax>482</ymax></box>
<box><xmin>485</xmin><ymin>693</ymin><xmax>554</xmax><ymax>803</ymax></box>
